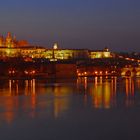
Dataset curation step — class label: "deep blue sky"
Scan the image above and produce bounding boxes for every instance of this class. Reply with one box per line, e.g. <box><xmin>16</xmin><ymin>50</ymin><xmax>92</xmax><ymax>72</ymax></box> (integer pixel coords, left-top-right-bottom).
<box><xmin>0</xmin><ymin>0</ymin><xmax>140</xmax><ymax>51</ymax></box>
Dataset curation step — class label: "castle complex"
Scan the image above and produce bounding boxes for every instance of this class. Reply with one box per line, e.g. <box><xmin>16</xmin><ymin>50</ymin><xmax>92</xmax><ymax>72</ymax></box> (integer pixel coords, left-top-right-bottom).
<box><xmin>0</xmin><ymin>32</ymin><xmax>112</xmax><ymax>60</ymax></box>
<box><xmin>0</xmin><ymin>33</ymin><xmax>139</xmax><ymax>78</ymax></box>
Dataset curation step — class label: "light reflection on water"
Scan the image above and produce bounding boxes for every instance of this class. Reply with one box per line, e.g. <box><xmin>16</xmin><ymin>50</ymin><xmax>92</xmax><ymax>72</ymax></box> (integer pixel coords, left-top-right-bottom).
<box><xmin>77</xmin><ymin>76</ymin><xmax>138</xmax><ymax>109</ymax></box>
<box><xmin>0</xmin><ymin>77</ymin><xmax>139</xmax><ymax>124</ymax></box>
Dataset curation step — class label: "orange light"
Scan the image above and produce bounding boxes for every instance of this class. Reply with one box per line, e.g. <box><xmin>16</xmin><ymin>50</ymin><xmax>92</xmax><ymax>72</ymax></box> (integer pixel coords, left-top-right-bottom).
<box><xmin>25</xmin><ymin>71</ymin><xmax>28</xmax><ymax>74</ymax></box>
<box><xmin>32</xmin><ymin>70</ymin><xmax>35</xmax><ymax>74</ymax></box>
<box><xmin>78</xmin><ymin>73</ymin><xmax>81</xmax><ymax>76</ymax></box>
<box><xmin>95</xmin><ymin>71</ymin><xmax>98</xmax><ymax>74</ymax></box>
<box><xmin>100</xmin><ymin>71</ymin><xmax>102</xmax><ymax>74</ymax></box>
<box><xmin>84</xmin><ymin>72</ymin><xmax>87</xmax><ymax>75</ymax></box>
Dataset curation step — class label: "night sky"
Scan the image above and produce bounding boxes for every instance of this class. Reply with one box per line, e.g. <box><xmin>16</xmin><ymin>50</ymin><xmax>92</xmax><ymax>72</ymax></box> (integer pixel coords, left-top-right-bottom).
<box><xmin>0</xmin><ymin>0</ymin><xmax>140</xmax><ymax>52</ymax></box>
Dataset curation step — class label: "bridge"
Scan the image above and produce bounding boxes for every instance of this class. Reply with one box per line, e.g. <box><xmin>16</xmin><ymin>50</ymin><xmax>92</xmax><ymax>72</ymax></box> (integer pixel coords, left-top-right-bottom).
<box><xmin>121</xmin><ymin>67</ymin><xmax>140</xmax><ymax>77</ymax></box>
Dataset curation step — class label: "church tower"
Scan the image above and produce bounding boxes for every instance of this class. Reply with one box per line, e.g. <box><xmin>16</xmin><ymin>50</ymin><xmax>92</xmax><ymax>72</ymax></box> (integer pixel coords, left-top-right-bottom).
<box><xmin>0</xmin><ymin>36</ymin><xmax>4</xmax><ymax>47</ymax></box>
<box><xmin>6</xmin><ymin>32</ymin><xmax>13</xmax><ymax>48</ymax></box>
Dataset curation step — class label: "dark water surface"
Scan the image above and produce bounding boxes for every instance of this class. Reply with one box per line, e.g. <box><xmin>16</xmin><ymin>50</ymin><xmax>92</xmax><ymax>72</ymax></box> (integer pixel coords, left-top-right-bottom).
<box><xmin>0</xmin><ymin>77</ymin><xmax>140</xmax><ymax>140</ymax></box>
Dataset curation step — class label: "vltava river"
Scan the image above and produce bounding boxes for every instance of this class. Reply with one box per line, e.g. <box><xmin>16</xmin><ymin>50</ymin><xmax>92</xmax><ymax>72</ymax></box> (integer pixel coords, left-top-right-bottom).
<box><xmin>0</xmin><ymin>77</ymin><xmax>140</xmax><ymax>140</ymax></box>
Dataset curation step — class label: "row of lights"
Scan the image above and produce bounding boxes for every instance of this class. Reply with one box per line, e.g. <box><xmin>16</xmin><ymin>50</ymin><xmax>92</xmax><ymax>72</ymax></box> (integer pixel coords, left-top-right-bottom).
<box><xmin>78</xmin><ymin>71</ymin><xmax>109</xmax><ymax>76</ymax></box>
<box><xmin>9</xmin><ymin>70</ymin><xmax>36</xmax><ymax>75</ymax></box>
<box><xmin>24</xmin><ymin>70</ymin><xmax>36</xmax><ymax>75</ymax></box>
<box><xmin>119</xmin><ymin>55</ymin><xmax>140</xmax><ymax>63</ymax></box>
<box><xmin>9</xmin><ymin>70</ymin><xmax>15</xmax><ymax>74</ymax></box>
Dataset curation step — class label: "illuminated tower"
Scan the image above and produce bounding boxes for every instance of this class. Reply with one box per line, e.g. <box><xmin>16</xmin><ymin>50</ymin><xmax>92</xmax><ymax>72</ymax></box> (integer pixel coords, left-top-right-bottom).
<box><xmin>6</xmin><ymin>32</ymin><xmax>13</xmax><ymax>48</ymax></box>
<box><xmin>0</xmin><ymin>36</ymin><xmax>4</xmax><ymax>47</ymax></box>
<box><xmin>12</xmin><ymin>35</ymin><xmax>17</xmax><ymax>47</ymax></box>
<box><xmin>53</xmin><ymin>43</ymin><xmax>58</xmax><ymax>50</ymax></box>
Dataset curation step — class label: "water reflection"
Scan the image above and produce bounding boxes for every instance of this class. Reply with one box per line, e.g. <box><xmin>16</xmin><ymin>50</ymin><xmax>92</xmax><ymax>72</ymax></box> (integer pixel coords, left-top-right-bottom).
<box><xmin>125</xmin><ymin>78</ymin><xmax>135</xmax><ymax>97</ymax></box>
<box><xmin>0</xmin><ymin>77</ymin><xmax>139</xmax><ymax>124</ymax></box>
<box><xmin>77</xmin><ymin>76</ymin><xmax>138</xmax><ymax>109</ymax></box>
<box><xmin>92</xmin><ymin>77</ymin><xmax>113</xmax><ymax>109</ymax></box>
<box><xmin>125</xmin><ymin>78</ymin><xmax>135</xmax><ymax>107</ymax></box>
<box><xmin>0</xmin><ymin>79</ymin><xmax>74</xmax><ymax>124</ymax></box>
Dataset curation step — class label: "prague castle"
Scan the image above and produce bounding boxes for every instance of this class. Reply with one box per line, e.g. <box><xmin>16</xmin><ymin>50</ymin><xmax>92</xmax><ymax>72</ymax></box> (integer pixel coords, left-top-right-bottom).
<box><xmin>0</xmin><ymin>32</ymin><xmax>112</xmax><ymax>60</ymax></box>
<box><xmin>0</xmin><ymin>33</ymin><xmax>139</xmax><ymax>78</ymax></box>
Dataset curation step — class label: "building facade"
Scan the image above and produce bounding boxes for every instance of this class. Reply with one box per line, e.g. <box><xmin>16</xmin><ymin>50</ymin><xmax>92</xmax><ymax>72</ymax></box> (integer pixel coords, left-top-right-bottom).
<box><xmin>0</xmin><ymin>32</ymin><xmax>29</xmax><ymax>48</ymax></box>
<box><xmin>0</xmin><ymin>33</ymin><xmax>112</xmax><ymax>60</ymax></box>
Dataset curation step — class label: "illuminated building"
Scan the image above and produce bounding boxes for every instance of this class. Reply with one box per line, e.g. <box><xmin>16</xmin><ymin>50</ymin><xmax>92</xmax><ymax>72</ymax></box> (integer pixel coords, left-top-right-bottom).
<box><xmin>0</xmin><ymin>32</ymin><xmax>29</xmax><ymax>48</ymax></box>
<box><xmin>0</xmin><ymin>33</ymin><xmax>112</xmax><ymax>60</ymax></box>
<box><xmin>89</xmin><ymin>48</ymin><xmax>111</xmax><ymax>59</ymax></box>
<box><xmin>0</xmin><ymin>32</ymin><xmax>46</xmax><ymax>58</ymax></box>
<box><xmin>44</xmin><ymin>48</ymin><xmax>89</xmax><ymax>60</ymax></box>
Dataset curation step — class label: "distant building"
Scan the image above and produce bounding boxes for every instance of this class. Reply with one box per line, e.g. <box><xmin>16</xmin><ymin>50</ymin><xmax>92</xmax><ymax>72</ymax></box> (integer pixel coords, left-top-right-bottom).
<box><xmin>0</xmin><ymin>32</ymin><xmax>29</xmax><ymax>48</ymax></box>
<box><xmin>0</xmin><ymin>32</ymin><xmax>45</xmax><ymax>58</ymax></box>
<box><xmin>43</xmin><ymin>43</ymin><xmax>112</xmax><ymax>61</ymax></box>
<box><xmin>89</xmin><ymin>48</ymin><xmax>112</xmax><ymax>59</ymax></box>
<box><xmin>0</xmin><ymin>33</ymin><xmax>112</xmax><ymax>60</ymax></box>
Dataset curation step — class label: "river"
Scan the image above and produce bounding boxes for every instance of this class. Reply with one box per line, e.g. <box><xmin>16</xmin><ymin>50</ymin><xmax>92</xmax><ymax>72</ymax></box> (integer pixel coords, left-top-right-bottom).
<box><xmin>0</xmin><ymin>77</ymin><xmax>140</xmax><ymax>140</ymax></box>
